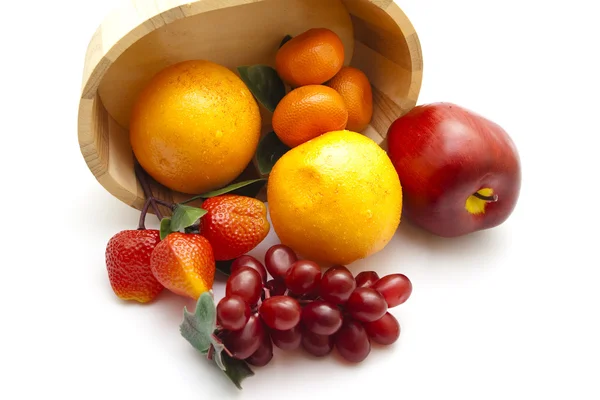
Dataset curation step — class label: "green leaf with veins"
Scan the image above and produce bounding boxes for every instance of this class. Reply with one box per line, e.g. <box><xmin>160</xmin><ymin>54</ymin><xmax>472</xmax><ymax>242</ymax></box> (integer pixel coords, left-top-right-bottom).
<box><xmin>179</xmin><ymin>292</ymin><xmax>216</xmax><ymax>353</ymax></box>
<box><xmin>170</xmin><ymin>205</ymin><xmax>207</xmax><ymax>232</ymax></box>
<box><xmin>180</xmin><ymin>292</ymin><xmax>255</xmax><ymax>389</ymax></box>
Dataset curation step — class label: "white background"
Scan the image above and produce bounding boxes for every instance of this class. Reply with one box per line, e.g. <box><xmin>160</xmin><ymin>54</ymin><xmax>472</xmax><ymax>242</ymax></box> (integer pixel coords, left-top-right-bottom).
<box><xmin>1</xmin><ymin>0</ymin><xmax>599</xmax><ymax>399</ymax></box>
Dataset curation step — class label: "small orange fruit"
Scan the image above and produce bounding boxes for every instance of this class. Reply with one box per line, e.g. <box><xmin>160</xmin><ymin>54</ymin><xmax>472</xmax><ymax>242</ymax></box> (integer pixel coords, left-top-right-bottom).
<box><xmin>150</xmin><ymin>233</ymin><xmax>215</xmax><ymax>299</ymax></box>
<box><xmin>326</xmin><ymin>67</ymin><xmax>373</xmax><ymax>132</ymax></box>
<box><xmin>272</xmin><ymin>85</ymin><xmax>348</xmax><ymax>148</ymax></box>
<box><xmin>200</xmin><ymin>195</ymin><xmax>270</xmax><ymax>261</ymax></box>
<box><xmin>276</xmin><ymin>28</ymin><xmax>345</xmax><ymax>87</ymax></box>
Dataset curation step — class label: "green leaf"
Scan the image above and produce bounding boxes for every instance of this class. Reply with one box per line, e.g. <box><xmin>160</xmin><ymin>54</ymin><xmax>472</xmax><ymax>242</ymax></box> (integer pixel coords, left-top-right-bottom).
<box><xmin>220</xmin><ymin>353</ymin><xmax>255</xmax><ymax>390</ymax></box>
<box><xmin>170</xmin><ymin>205</ymin><xmax>207</xmax><ymax>232</ymax></box>
<box><xmin>238</xmin><ymin>65</ymin><xmax>286</xmax><ymax>112</ymax></box>
<box><xmin>279</xmin><ymin>34</ymin><xmax>293</xmax><ymax>48</ymax></box>
<box><xmin>200</xmin><ymin>179</ymin><xmax>267</xmax><ymax>198</ymax></box>
<box><xmin>256</xmin><ymin>131</ymin><xmax>291</xmax><ymax>175</ymax></box>
<box><xmin>180</xmin><ymin>292</ymin><xmax>217</xmax><ymax>354</ymax></box>
<box><xmin>160</xmin><ymin>217</ymin><xmax>172</xmax><ymax>240</ymax></box>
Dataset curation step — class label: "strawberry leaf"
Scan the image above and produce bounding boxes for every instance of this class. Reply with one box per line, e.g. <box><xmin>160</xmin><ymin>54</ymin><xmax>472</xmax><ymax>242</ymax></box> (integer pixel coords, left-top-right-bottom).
<box><xmin>170</xmin><ymin>205</ymin><xmax>207</xmax><ymax>232</ymax></box>
<box><xmin>238</xmin><ymin>65</ymin><xmax>286</xmax><ymax>112</ymax></box>
<box><xmin>180</xmin><ymin>292</ymin><xmax>216</xmax><ymax>354</ymax></box>
<box><xmin>221</xmin><ymin>353</ymin><xmax>255</xmax><ymax>390</ymax></box>
<box><xmin>256</xmin><ymin>131</ymin><xmax>290</xmax><ymax>175</ymax></box>
<box><xmin>160</xmin><ymin>217</ymin><xmax>172</xmax><ymax>240</ymax></box>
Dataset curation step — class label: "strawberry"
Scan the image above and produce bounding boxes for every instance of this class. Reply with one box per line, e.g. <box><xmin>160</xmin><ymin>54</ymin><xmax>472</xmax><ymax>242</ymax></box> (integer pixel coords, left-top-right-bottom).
<box><xmin>150</xmin><ymin>233</ymin><xmax>215</xmax><ymax>299</ymax></box>
<box><xmin>105</xmin><ymin>229</ymin><xmax>163</xmax><ymax>303</ymax></box>
<box><xmin>199</xmin><ymin>195</ymin><xmax>270</xmax><ymax>261</ymax></box>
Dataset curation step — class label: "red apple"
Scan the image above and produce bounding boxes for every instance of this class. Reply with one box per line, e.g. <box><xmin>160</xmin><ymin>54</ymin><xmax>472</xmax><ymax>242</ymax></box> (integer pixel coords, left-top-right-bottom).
<box><xmin>386</xmin><ymin>102</ymin><xmax>521</xmax><ymax>237</ymax></box>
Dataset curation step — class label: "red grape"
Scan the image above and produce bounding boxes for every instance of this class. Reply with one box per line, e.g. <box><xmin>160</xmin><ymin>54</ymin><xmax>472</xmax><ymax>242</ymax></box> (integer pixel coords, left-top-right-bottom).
<box><xmin>225</xmin><ymin>267</ymin><xmax>262</xmax><ymax>305</ymax></box>
<box><xmin>223</xmin><ymin>315</ymin><xmax>264</xmax><ymax>360</ymax></box>
<box><xmin>363</xmin><ymin>312</ymin><xmax>400</xmax><ymax>345</ymax></box>
<box><xmin>346</xmin><ymin>287</ymin><xmax>387</xmax><ymax>322</ymax></box>
<box><xmin>265</xmin><ymin>244</ymin><xmax>298</xmax><ymax>279</ymax></box>
<box><xmin>372</xmin><ymin>274</ymin><xmax>412</xmax><ymax>307</ymax></box>
<box><xmin>285</xmin><ymin>260</ymin><xmax>322</xmax><ymax>295</ymax></box>
<box><xmin>246</xmin><ymin>326</ymin><xmax>273</xmax><ymax>366</ymax></box>
<box><xmin>264</xmin><ymin>278</ymin><xmax>287</xmax><ymax>299</ymax></box>
<box><xmin>231</xmin><ymin>255</ymin><xmax>268</xmax><ymax>283</ymax></box>
<box><xmin>302</xmin><ymin>330</ymin><xmax>334</xmax><ymax>357</ymax></box>
<box><xmin>355</xmin><ymin>271</ymin><xmax>379</xmax><ymax>288</ymax></box>
<box><xmin>270</xmin><ymin>325</ymin><xmax>302</xmax><ymax>350</ymax></box>
<box><xmin>216</xmin><ymin>295</ymin><xmax>250</xmax><ymax>331</ymax></box>
<box><xmin>334</xmin><ymin>318</ymin><xmax>371</xmax><ymax>363</ymax></box>
<box><xmin>320</xmin><ymin>265</ymin><xmax>356</xmax><ymax>304</ymax></box>
<box><xmin>259</xmin><ymin>296</ymin><xmax>301</xmax><ymax>330</ymax></box>
<box><xmin>301</xmin><ymin>301</ymin><xmax>343</xmax><ymax>335</ymax></box>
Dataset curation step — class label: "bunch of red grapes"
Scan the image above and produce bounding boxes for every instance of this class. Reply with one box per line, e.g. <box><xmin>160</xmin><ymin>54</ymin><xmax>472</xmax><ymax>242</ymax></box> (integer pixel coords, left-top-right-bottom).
<box><xmin>216</xmin><ymin>244</ymin><xmax>412</xmax><ymax>365</ymax></box>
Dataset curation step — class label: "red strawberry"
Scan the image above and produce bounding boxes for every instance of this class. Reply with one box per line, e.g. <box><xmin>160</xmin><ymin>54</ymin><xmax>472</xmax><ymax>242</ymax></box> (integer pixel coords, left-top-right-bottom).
<box><xmin>200</xmin><ymin>195</ymin><xmax>270</xmax><ymax>261</ymax></box>
<box><xmin>105</xmin><ymin>229</ymin><xmax>163</xmax><ymax>303</ymax></box>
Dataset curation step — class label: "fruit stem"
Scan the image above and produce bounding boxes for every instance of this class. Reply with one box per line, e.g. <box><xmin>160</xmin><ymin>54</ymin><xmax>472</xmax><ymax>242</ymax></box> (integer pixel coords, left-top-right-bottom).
<box><xmin>473</xmin><ymin>192</ymin><xmax>499</xmax><ymax>202</ymax></box>
<box><xmin>134</xmin><ymin>163</ymin><xmax>164</xmax><ymax>221</ymax></box>
<box><xmin>137</xmin><ymin>198</ymin><xmax>152</xmax><ymax>230</ymax></box>
<box><xmin>154</xmin><ymin>198</ymin><xmax>176</xmax><ymax>210</ymax></box>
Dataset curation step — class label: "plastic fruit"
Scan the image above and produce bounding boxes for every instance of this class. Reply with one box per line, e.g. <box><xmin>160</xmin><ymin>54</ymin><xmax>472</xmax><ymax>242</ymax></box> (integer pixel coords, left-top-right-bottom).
<box><xmin>129</xmin><ymin>60</ymin><xmax>261</xmax><ymax>194</ymax></box>
<box><xmin>275</xmin><ymin>28</ymin><xmax>345</xmax><ymax>87</ymax></box>
<box><xmin>105</xmin><ymin>229</ymin><xmax>163</xmax><ymax>303</ymax></box>
<box><xmin>270</xmin><ymin>325</ymin><xmax>302</xmax><ymax>350</ymax></box>
<box><xmin>150</xmin><ymin>232</ymin><xmax>215</xmax><ymax>299</ymax></box>
<box><xmin>225</xmin><ymin>267</ymin><xmax>262</xmax><ymax>306</ymax></box>
<box><xmin>372</xmin><ymin>274</ymin><xmax>412</xmax><ymax>307</ymax></box>
<box><xmin>334</xmin><ymin>318</ymin><xmax>371</xmax><ymax>363</ymax></box>
<box><xmin>301</xmin><ymin>301</ymin><xmax>343</xmax><ymax>335</ymax></box>
<box><xmin>326</xmin><ymin>66</ymin><xmax>373</xmax><ymax>132</ymax></box>
<box><xmin>319</xmin><ymin>265</ymin><xmax>356</xmax><ymax>304</ymax></box>
<box><xmin>272</xmin><ymin>85</ymin><xmax>348</xmax><ymax>148</ymax></box>
<box><xmin>285</xmin><ymin>260</ymin><xmax>322</xmax><ymax>295</ymax></box>
<box><xmin>363</xmin><ymin>312</ymin><xmax>400</xmax><ymax>345</ymax></box>
<box><xmin>386</xmin><ymin>102</ymin><xmax>521</xmax><ymax>237</ymax></box>
<box><xmin>302</xmin><ymin>330</ymin><xmax>334</xmax><ymax>357</ymax></box>
<box><xmin>355</xmin><ymin>271</ymin><xmax>379</xmax><ymax>288</ymax></box>
<box><xmin>230</xmin><ymin>255</ymin><xmax>268</xmax><ymax>283</ymax></box>
<box><xmin>200</xmin><ymin>195</ymin><xmax>270</xmax><ymax>261</ymax></box>
<box><xmin>267</xmin><ymin>130</ymin><xmax>402</xmax><ymax>265</ymax></box>
<box><xmin>223</xmin><ymin>314</ymin><xmax>264</xmax><ymax>360</ymax></box>
<box><xmin>217</xmin><ymin>295</ymin><xmax>250</xmax><ymax>331</ymax></box>
<box><xmin>346</xmin><ymin>288</ymin><xmax>388</xmax><ymax>322</ymax></box>
<box><xmin>259</xmin><ymin>296</ymin><xmax>301</xmax><ymax>331</ymax></box>
<box><xmin>264</xmin><ymin>244</ymin><xmax>298</xmax><ymax>279</ymax></box>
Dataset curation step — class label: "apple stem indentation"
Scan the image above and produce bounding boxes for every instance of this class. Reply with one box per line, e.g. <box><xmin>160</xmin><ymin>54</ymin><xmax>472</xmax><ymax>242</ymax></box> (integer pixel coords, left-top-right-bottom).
<box><xmin>473</xmin><ymin>192</ymin><xmax>499</xmax><ymax>202</ymax></box>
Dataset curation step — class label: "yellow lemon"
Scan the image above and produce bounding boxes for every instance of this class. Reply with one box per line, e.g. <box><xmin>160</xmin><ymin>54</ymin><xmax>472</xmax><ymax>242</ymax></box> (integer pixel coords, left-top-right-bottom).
<box><xmin>267</xmin><ymin>130</ymin><xmax>402</xmax><ymax>265</ymax></box>
<box><xmin>130</xmin><ymin>60</ymin><xmax>261</xmax><ymax>194</ymax></box>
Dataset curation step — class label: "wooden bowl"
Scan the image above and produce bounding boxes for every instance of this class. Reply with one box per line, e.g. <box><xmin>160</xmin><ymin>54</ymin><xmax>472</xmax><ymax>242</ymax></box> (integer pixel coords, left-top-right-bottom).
<box><xmin>78</xmin><ymin>0</ymin><xmax>423</xmax><ymax>213</ymax></box>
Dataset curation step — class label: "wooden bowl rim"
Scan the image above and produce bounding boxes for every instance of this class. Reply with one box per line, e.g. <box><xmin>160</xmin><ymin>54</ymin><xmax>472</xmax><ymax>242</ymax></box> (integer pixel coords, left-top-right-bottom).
<box><xmin>77</xmin><ymin>0</ymin><xmax>423</xmax><ymax>209</ymax></box>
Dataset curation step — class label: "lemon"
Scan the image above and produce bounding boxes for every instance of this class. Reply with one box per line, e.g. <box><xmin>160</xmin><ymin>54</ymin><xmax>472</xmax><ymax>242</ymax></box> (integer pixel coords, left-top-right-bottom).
<box><xmin>267</xmin><ymin>130</ymin><xmax>402</xmax><ymax>265</ymax></box>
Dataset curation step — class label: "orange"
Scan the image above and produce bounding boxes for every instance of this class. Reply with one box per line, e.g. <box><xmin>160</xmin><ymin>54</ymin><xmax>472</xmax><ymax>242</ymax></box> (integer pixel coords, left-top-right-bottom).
<box><xmin>150</xmin><ymin>233</ymin><xmax>215</xmax><ymax>300</ymax></box>
<box><xmin>200</xmin><ymin>195</ymin><xmax>270</xmax><ymax>261</ymax></box>
<box><xmin>326</xmin><ymin>67</ymin><xmax>374</xmax><ymax>132</ymax></box>
<box><xmin>272</xmin><ymin>85</ymin><xmax>348</xmax><ymax>148</ymax></box>
<box><xmin>129</xmin><ymin>60</ymin><xmax>261</xmax><ymax>195</ymax></box>
<box><xmin>276</xmin><ymin>28</ymin><xmax>345</xmax><ymax>87</ymax></box>
<box><xmin>267</xmin><ymin>130</ymin><xmax>402</xmax><ymax>266</ymax></box>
